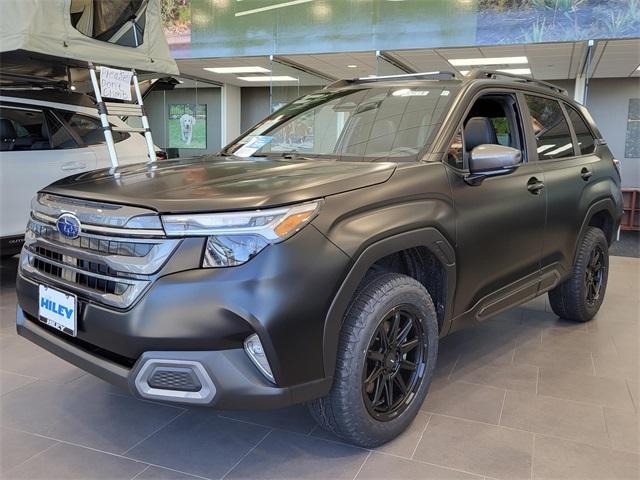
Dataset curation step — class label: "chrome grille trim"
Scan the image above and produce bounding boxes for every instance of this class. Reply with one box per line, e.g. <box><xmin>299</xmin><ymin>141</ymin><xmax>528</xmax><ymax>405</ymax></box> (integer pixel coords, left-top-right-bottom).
<box><xmin>20</xmin><ymin>250</ymin><xmax>149</xmax><ymax>308</ymax></box>
<box><xmin>33</xmin><ymin>193</ymin><xmax>164</xmax><ymax>236</ymax></box>
<box><xmin>25</xmin><ymin>219</ymin><xmax>179</xmax><ymax>275</ymax></box>
<box><xmin>21</xmin><ymin>195</ymin><xmax>181</xmax><ymax>309</ymax></box>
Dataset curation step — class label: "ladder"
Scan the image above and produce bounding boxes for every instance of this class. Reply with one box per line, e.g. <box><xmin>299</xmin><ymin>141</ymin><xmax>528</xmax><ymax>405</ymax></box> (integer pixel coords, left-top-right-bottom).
<box><xmin>87</xmin><ymin>63</ymin><xmax>156</xmax><ymax>171</ymax></box>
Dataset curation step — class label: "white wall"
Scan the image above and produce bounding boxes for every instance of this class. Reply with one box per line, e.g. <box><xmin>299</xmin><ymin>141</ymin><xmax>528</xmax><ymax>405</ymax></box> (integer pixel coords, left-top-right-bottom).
<box><xmin>552</xmin><ymin>78</ymin><xmax>640</xmax><ymax>188</ymax></box>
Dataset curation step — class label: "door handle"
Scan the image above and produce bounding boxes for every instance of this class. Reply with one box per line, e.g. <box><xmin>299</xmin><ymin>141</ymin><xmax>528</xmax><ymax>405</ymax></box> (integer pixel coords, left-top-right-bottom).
<box><xmin>580</xmin><ymin>167</ymin><xmax>593</xmax><ymax>181</ymax></box>
<box><xmin>527</xmin><ymin>177</ymin><xmax>545</xmax><ymax>195</ymax></box>
<box><xmin>61</xmin><ymin>161</ymin><xmax>87</xmax><ymax>171</ymax></box>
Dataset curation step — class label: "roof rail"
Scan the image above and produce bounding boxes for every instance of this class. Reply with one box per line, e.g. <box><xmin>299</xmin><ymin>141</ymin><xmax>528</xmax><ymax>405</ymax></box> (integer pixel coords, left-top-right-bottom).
<box><xmin>324</xmin><ymin>71</ymin><xmax>457</xmax><ymax>89</ymax></box>
<box><xmin>467</xmin><ymin>69</ymin><xmax>567</xmax><ymax>95</ymax></box>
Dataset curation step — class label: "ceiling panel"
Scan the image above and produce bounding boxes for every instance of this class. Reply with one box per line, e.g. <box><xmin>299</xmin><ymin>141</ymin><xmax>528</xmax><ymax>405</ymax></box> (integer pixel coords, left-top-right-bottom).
<box><xmin>175</xmin><ymin>39</ymin><xmax>640</xmax><ymax>88</ymax></box>
<box><xmin>592</xmin><ymin>39</ymin><xmax>640</xmax><ymax>78</ymax></box>
<box><xmin>176</xmin><ymin>56</ymin><xmax>328</xmax><ymax>86</ymax></box>
<box><xmin>279</xmin><ymin>52</ymin><xmax>378</xmax><ymax>79</ymax></box>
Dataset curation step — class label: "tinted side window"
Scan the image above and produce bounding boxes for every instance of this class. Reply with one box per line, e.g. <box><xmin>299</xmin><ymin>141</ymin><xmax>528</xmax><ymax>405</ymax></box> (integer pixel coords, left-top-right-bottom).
<box><xmin>565</xmin><ymin>105</ymin><xmax>597</xmax><ymax>155</ymax></box>
<box><xmin>524</xmin><ymin>95</ymin><xmax>574</xmax><ymax>160</ymax></box>
<box><xmin>66</xmin><ymin>114</ymin><xmax>105</xmax><ymax>146</ymax></box>
<box><xmin>56</xmin><ymin>111</ymin><xmax>128</xmax><ymax>144</ymax></box>
<box><xmin>46</xmin><ymin>112</ymin><xmax>77</xmax><ymax>149</ymax></box>
<box><xmin>0</xmin><ymin>106</ymin><xmax>50</xmax><ymax>151</ymax></box>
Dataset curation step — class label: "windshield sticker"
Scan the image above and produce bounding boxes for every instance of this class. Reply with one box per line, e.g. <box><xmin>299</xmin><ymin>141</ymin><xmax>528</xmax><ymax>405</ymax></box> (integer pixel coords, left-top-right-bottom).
<box><xmin>234</xmin><ymin>136</ymin><xmax>273</xmax><ymax>157</ymax></box>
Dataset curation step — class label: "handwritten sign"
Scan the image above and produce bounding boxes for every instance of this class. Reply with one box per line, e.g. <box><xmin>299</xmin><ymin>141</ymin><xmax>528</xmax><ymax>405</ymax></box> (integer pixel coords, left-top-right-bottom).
<box><xmin>100</xmin><ymin>67</ymin><xmax>133</xmax><ymax>101</ymax></box>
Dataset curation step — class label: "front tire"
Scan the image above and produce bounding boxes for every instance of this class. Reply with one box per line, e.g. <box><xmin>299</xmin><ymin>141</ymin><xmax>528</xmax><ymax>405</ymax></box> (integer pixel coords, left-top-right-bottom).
<box><xmin>308</xmin><ymin>273</ymin><xmax>438</xmax><ymax>448</ymax></box>
<box><xmin>548</xmin><ymin>227</ymin><xmax>609</xmax><ymax>322</ymax></box>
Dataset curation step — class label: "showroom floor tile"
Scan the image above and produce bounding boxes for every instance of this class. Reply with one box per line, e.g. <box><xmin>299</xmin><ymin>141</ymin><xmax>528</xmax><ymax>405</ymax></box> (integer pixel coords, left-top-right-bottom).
<box><xmin>1</xmin><ymin>255</ymin><xmax>639</xmax><ymax>479</ymax></box>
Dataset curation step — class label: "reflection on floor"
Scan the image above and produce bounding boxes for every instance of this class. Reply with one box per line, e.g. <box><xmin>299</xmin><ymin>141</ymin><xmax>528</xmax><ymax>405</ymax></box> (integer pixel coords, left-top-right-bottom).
<box><xmin>610</xmin><ymin>231</ymin><xmax>640</xmax><ymax>258</ymax></box>
<box><xmin>0</xmin><ymin>255</ymin><xmax>638</xmax><ymax>480</ymax></box>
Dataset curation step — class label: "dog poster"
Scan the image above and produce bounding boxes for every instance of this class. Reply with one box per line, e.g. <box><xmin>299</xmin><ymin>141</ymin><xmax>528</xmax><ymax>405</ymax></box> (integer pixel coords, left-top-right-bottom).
<box><xmin>168</xmin><ymin>104</ymin><xmax>207</xmax><ymax>149</ymax></box>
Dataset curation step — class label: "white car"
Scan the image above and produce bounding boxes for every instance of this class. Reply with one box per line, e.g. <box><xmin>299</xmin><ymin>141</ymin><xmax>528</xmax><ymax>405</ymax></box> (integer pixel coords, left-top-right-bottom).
<box><xmin>0</xmin><ymin>89</ymin><xmax>150</xmax><ymax>256</ymax></box>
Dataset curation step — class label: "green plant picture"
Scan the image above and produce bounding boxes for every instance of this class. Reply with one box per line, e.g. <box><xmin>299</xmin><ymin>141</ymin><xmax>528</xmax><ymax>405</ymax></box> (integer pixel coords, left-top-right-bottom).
<box><xmin>168</xmin><ymin>103</ymin><xmax>206</xmax><ymax>149</ymax></box>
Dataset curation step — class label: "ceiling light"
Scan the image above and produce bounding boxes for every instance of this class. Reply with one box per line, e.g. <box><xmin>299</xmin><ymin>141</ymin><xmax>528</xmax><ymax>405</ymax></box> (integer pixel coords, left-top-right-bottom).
<box><xmin>497</xmin><ymin>68</ymin><xmax>532</xmax><ymax>75</ymax></box>
<box><xmin>448</xmin><ymin>56</ymin><xmax>528</xmax><ymax>66</ymax></box>
<box><xmin>347</xmin><ymin>65</ymin><xmax>358</xmax><ymax>68</ymax></box>
<box><xmin>204</xmin><ymin>66</ymin><xmax>271</xmax><ymax>74</ymax></box>
<box><xmin>237</xmin><ymin>76</ymin><xmax>298</xmax><ymax>82</ymax></box>
<box><xmin>235</xmin><ymin>0</ymin><xmax>313</xmax><ymax>17</ymax></box>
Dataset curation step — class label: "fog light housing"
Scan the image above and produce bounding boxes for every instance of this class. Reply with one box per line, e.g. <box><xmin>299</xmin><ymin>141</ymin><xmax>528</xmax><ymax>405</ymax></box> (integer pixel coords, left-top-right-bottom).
<box><xmin>244</xmin><ymin>333</ymin><xmax>275</xmax><ymax>383</ymax></box>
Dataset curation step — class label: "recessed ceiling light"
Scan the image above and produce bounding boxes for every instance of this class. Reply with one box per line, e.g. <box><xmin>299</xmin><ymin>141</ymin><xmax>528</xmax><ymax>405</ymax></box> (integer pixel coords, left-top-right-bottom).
<box><xmin>237</xmin><ymin>76</ymin><xmax>298</xmax><ymax>82</ymax></box>
<box><xmin>204</xmin><ymin>66</ymin><xmax>271</xmax><ymax>74</ymax></box>
<box><xmin>347</xmin><ymin>65</ymin><xmax>358</xmax><ymax>68</ymax></box>
<box><xmin>448</xmin><ymin>56</ymin><xmax>528</xmax><ymax>66</ymax></box>
<box><xmin>497</xmin><ymin>68</ymin><xmax>532</xmax><ymax>75</ymax></box>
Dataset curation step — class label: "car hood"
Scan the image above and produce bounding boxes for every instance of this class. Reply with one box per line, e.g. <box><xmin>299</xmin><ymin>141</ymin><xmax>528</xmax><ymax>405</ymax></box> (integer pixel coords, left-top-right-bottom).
<box><xmin>43</xmin><ymin>156</ymin><xmax>397</xmax><ymax>213</ymax></box>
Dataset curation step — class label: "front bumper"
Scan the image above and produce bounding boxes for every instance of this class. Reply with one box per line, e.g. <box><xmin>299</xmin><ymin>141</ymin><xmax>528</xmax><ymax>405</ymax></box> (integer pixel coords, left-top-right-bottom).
<box><xmin>17</xmin><ymin>308</ymin><xmax>332</xmax><ymax>408</ymax></box>
<box><xmin>16</xmin><ymin>225</ymin><xmax>348</xmax><ymax>408</ymax></box>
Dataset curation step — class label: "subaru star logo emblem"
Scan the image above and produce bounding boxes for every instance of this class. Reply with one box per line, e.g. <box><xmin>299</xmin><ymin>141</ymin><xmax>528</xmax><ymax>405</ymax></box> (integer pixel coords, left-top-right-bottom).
<box><xmin>56</xmin><ymin>213</ymin><xmax>81</xmax><ymax>239</ymax></box>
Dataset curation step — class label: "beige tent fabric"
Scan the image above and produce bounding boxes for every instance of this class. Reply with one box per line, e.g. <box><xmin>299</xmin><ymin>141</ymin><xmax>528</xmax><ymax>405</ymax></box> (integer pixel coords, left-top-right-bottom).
<box><xmin>1</xmin><ymin>0</ymin><xmax>179</xmax><ymax>75</ymax></box>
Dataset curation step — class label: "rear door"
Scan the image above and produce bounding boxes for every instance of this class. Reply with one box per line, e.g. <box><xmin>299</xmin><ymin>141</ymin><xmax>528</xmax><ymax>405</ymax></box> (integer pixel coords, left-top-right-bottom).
<box><xmin>0</xmin><ymin>105</ymin><xmax>96</xmax><ymax>238</ymax></box>
<box><xmin>521</xmin><ymin>94</ymin><xmax>598</xmax><ymax>280</ymax></box>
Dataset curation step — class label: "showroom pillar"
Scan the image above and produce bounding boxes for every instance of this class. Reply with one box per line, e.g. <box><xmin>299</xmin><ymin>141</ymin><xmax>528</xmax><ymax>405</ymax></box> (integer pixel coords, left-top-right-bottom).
<box><xmin>574</xmin><ymin>72</ymin><xmax>587</xmax><ymax>105</ymax></box>
<box><xmin>221</xmin><ymin>84</ymin><xmax>241</xmax><ymax>145</ymax></box>
<box><xmin>574</xmin><ymin>40</ymin><xmax>594</xmax><ymax>105</ymax></box>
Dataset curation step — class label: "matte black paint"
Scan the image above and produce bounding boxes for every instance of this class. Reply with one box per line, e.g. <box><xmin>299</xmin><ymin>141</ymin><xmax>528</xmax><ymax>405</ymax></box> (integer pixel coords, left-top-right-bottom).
<box><xmin>16</xmin><ymin>76</ymin><xmax>623</xmax><ymax>408</ymax></box>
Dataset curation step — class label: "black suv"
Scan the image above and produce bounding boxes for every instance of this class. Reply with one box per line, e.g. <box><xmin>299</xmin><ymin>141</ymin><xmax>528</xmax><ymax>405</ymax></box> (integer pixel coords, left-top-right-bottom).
<box><xmin>16</xmin><ymin>70</ymin><xmax>623</xmax><ymax>447</ymax></box>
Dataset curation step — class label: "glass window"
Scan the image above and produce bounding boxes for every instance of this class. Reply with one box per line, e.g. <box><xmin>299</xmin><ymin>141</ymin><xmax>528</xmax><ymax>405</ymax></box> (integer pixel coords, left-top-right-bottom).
<box><xmin>491</xmin><ymin>117</ymin><xmax>512</xmax><ymax>147</ymax></box>
<box><xmin>46</xmin><ymin>113</ymin><xmax>77</xmax><ymax>149</ymax></box>
<box><xmin>564</xmin><ymin>104</ymin><xmax>597</xmax><ymax>155</ymax></box>
<box><xmin>0</xmin><ymin>107</ymin><xmax>51</xmax><ymax>151</ymax></box>
<box><xmin>66</xmin><ymin>114</ymin><xmax>105</xmax><ymax>145</ymax></box>
<box><xmin>524</xmin><ymin>95</ymin><xmax>575</xmax><ymax>160</ymax></box>
<box><xmin>55</xmin><ymin>112</ymin><xmax>127</xmax><ymax>145</ymax></box>
<box><xmin>226</xmin><ymin>87</ymin><xmax>455</xmax><ymax>162</ymax></box>
<box><xmin>446</xmin><ymin>129</ymin><xmax>464</xmax><ymax>169</ymax></box>
<box><xmin>70</xmin><ymin>0</ymin><xmax>146</xmax><ymax>47</ymax></box>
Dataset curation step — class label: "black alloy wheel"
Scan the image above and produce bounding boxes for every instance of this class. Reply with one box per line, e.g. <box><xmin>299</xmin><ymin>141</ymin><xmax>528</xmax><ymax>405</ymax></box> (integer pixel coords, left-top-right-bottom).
<box><xmin>585</xmin><ymin>244</ymin><xmax>605</xmax><ymax>306</ymax></box>
<box><xmin>363</xmin><ymin>305</ymin><xmax>426</xmax><ymax>421</ymax></box>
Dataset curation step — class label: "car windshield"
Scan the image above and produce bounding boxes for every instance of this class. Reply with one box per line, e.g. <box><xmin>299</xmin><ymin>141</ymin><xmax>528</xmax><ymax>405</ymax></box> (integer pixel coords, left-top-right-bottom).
<box><xmin>224</xmin><ymin>86</ymin><xmax>455</xmax><ymax>162</ymax></box>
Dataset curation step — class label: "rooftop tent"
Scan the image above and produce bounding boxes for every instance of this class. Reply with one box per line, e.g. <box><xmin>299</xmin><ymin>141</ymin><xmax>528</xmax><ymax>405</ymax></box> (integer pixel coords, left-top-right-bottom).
<box><xmin>0</xmin><ymin>0</ymin><xmax>179</xmax><ymax>86</ymax></box>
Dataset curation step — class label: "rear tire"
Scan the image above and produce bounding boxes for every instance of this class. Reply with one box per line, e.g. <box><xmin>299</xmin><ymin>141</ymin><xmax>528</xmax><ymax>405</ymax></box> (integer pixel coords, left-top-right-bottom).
<box><xmin>548</xmin><ymin>227</ymin><xmax>609</xmax><ymax>322</ymax></box>
<box><xmin>308</xmin><ymin>272</ymin><xmax>438</xmax><ymax>448</ymax></box>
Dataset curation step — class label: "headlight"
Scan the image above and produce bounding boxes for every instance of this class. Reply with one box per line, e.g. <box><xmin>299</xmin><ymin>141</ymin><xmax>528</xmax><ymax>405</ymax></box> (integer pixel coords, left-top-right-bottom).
<box><xmin>161</xmin><ymin>201</ymin><xmax>321</xmax><ymax>267</ymax></box>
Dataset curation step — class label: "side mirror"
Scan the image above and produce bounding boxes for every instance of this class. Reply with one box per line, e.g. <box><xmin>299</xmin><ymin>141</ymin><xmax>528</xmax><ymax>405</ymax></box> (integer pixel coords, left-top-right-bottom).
<box><xmin>469</xmin><ymin>144</ymin><xmax>522</xmax><ymax>173</ymax></box>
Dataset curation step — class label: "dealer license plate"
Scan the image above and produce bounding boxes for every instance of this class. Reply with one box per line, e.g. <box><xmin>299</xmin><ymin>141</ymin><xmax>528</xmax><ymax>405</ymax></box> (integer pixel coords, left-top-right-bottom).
<box><xmin>38</xmin><ymin>285</ymin><xmax>77</xmax><ymax>337</ymax></box>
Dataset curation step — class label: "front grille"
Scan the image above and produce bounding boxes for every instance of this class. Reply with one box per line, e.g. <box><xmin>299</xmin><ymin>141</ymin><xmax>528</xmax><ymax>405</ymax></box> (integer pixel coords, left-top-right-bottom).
<box><xmin>20</xmin><ymin>194</ymin><xmax>180</xmax><ymax>309</ymax></box>
<box><xmin>31</xmin><ymin>254</ymin><xmax>128</xmax><ymax>296</ymax></box>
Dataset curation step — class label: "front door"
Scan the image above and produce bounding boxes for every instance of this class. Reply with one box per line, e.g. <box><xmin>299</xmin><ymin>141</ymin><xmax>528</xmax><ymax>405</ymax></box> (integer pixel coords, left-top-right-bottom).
<box><xmin>445</xmin><ymin>92</ymin><xmax>546</xmax><ymax>319</ymax></box>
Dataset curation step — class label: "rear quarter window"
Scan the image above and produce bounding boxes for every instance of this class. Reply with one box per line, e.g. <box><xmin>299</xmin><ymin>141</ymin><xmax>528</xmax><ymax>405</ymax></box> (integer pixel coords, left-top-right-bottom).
<box><xmin>564</xmin><ymin>104</ymin><xmax>598</xmax><ymax>155</ymax></box>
